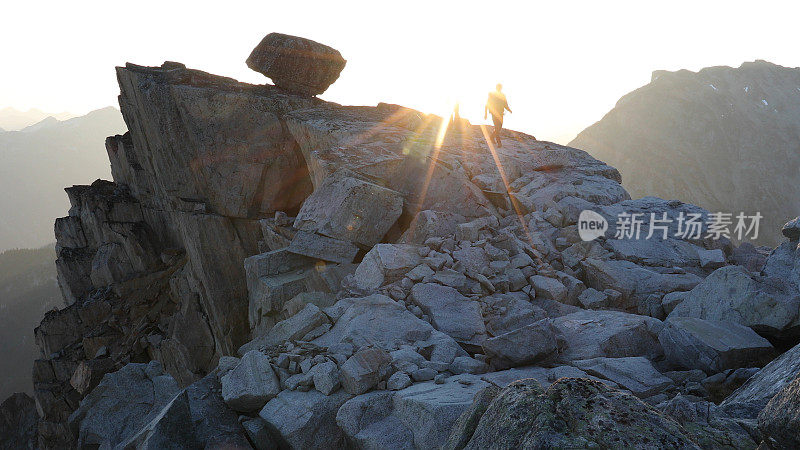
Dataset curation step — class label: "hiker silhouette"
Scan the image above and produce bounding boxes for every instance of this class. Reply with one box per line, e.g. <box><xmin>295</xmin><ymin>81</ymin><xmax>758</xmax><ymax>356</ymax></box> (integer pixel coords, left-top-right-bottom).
<box><xmin>484</xmin><ymin>83</ymin><xmax>512</xmax><ymax>147</ymax></box>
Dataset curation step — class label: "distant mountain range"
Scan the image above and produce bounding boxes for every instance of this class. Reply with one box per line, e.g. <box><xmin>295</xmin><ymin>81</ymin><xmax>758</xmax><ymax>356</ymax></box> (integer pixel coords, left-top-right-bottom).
<box><xmin>0</xmin><ymin>246</ymin><xmax>61</xmax><ymax>399</ymax></box>
<box><xmin>0</xmin><ymin>107</ymin><xmax>126</xmax><ymax>251</ymax></box>
<box><xmin>571</xmin><ymin>60</ymin><xmax>800</xmax><ymax>246</ymax></box>
<box><xmin>0</xmin><ymin>107</ymin><xmax>75</xmax><ymax>131</ymax></box>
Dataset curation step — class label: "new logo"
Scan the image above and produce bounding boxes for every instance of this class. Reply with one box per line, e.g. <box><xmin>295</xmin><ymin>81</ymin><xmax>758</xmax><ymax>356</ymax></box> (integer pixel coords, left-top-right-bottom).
<box><xmin>578</xmin><ymin>210</ymin><xmax>608</xmax><ymax>241</ymax></box>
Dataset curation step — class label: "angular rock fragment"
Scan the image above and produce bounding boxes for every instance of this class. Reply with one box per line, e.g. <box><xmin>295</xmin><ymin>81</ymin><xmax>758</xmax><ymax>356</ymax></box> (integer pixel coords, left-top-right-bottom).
<box><xmin>311</xmin><ymin>361</ymin><xmax>341</xmax><ymax>395</ymax></box>
<box><xmin>758</xmin><ymin>375</ymin><xmax>800</xmax><ymax>449</ymax></box>
<box><xmin>259</xmin><ymin>389</ymin><xmax>352</xmax><ymax>449</ymax></box>
<box><xmin>577</xmin><ymin>287</ymin><xmax>609</xmax><ymax>309</ymax></box>
<box><xmin>387</xmin><ymin>372</ymin><xmax>413</xmax><ymax>391</ymax></box>
<box><xmin>240</xmin><ymin>303</ymin><xmax>329</xmax><ymax>354</ymax></box>
<box><xmin>482</xmin><ymin>319</ymin><xmax>559</xmax><ymax>369</ymax></box>
<box><xmin>286</xmin><ymin>230</ymin><xmax>359</xmax><ymax>264</ymax></box>
<box><xmin>69</xmin><ymin>358</ymin><xmax>116</xmax><ymax>396</ymax></box>
<box><xmin>721</xmin><ymin>342</ymin><xmax>800</xmax><ymax>419</ymax></box>
<box><xmin>483</xmin><ymin>292</ymin><xmax>545</xmax><ymax>337</ymax></box>
<box><xmin>553</xmin><ymin>310</ymin><xmax>664</xmax><ymax>362</ymax></box>
<box><xmin>294</xmin><ymin>173</ymin><xmax>403</xmax><ymax>247</ymax></box>
<box><xmin>337</xmin><ymin>376</ymin><xmax>491</xmax><ymax>450</ymax></box>
<box><xmin>220</xmin><ymin>350</ymin><xmax>281</xmax><ymax>412</ymax></box>
<box><xmin>659</xmin><ymin>316</ymin><xmax>775</xmax><ymax>373</ymax></box>
<box><xmin>698</xmin><ymin>248</ymin><xmax>726</xmax><ymax>270</ymax></box>
<box><xmin>352</xmin><ymin>244</ymin><xmax>422</xmax><ymax>291</ymax></box>
<box><xmin>572</xmin><ymin>356</ymin><xmax>673</xmax><ymax>398</ymax></box>
<box><xmin>68</xmin><ymin>362</ymin><xmax>180</xmax><ymax>448</ymax></box>
<box><xmin>410</xmin><ymin>283</ymin><xmax>486</xmax><ymax>345</ymax></box>
<box><xmin>340</xmin><ymin>347</ymin><xmax>392</xmax><ymax>395</ymax></box>
<box><xmin>782</xmin><ymin>216</ymin><xmax>800</xmax><ymax>241</ymax></box>
<box><xmin>529</xmin><ymin>275</ymin><xmax>567</xmax><ymax>302</ymax></box>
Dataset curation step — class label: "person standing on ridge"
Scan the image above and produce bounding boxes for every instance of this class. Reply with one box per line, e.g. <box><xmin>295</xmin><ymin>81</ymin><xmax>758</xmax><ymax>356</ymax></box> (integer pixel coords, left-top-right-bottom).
<box><xmin>484</xmin><ymin>83</ymin><xmax>512</xmax><ymax>147</ymax></box>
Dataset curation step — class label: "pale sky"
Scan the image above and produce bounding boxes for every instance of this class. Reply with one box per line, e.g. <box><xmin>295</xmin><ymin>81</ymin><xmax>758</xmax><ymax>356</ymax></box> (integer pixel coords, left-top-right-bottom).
<box><xmin>2</xmin><ymin>0</ymin><xmax>799</xmax><ymax>143</ymax></box>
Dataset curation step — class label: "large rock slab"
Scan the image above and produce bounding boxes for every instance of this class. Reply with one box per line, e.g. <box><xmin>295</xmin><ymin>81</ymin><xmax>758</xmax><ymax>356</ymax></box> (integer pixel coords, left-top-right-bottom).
<box><xmin>294</xmin><ymin>173</ymin><xmax>403</xmax><ymax>247</ymax></box>
<box><xmin>410</xmin><ymin>283</ymin><xmax>486</xmax><ymax>345</ymax></box>
<box><xmin>339</xmin><ymin>347</ymin><xmax>392</xmax><ymax>395</ymax></box>
<box><xmin>400</xmin><ymin>210</ymin><xmax>467</xmax><ymax>244</ymax></box>
<box><xmin>352</xmin><ymin>244</ymin><xmax>422</xmax><ymax>291</ymax></box>
<box><xmin>220</xmin><ymin>350</ymin><xmax>281</xmax><ymax>412</ymax></box>
<box><xmin>286</xmin><ymin>230</ymin><xmax>359</xmax><ymax>264</ymax></box>
<box><xmin>313</xmin><ymin>295</ymin><xmax>466</xmax><ymax>362</ymax></box>
<box><xmin>581</xmin><ymin>258</ymin><xmax>702</xmax><ymax>311</ymax></box>
<box><xmin>240</xmin><ymin>303</ymin><xmax>329</xmax><ymax>355</ymax></box>
<box><xmin>447</xmin><ymin>377</ymin><xmax>698</xmax><ymax>449</ymax></box>
<box><xmin>245</xmin><ymin>249</ymin><xmax>353</xmax><ymax>336</ymax></box>
<box><xmin>552</xmin><ymin>310</ymin><xmax>664</xmax><ymax>362</ymax></box>
<box><xmin>659</xmin><ymin>316</ymin><xmax>775</xmax><ymax>373</ymax></box>
<box><xmin>758</xmin><ymin>375</ymin><xmax>800</xmax><ymax>449</ymax></box>
<box><xmin>283</xmin><ymin>103</ymin><xmax>496</xmax><ymax>217</ymax></box>
<box><xmin>482</xmin><ymin>319</ymin><xmax>559</xmax><ymax>369</ymax></box>
<box><xmin>337</xmin><ymin>376</ymin><xmax>490</xmax><ymax>450</ymax></box>
<box><xmin>572</xmin><ymin>356</ymin><xmax>673</xmax><ymax>398</ymax></box>
<box><xmin>259</xmin><ymin>389</ymin><xmax>352</xmax><ymax>449</ymax></box>
<box><xmin>657</xmin><ymin>394</ymin><xmax>758</xmax><ymax>449</ymax></box>
<box><xmin>116</xmin><ymin>62</ymin><xmax>315</xmax><ymax>218</ymax></box>
<box><xmin>121</xmin><ymin>373</ymin><xmax>250</xmax><ymax>449</ymax></box>
<box><xmin>482</xmin><ymin>292</ymin><xmax>546</xmax><ymax>337</ymax></box>
<box><xmin>669</xmin><ymin>265</ymin><xmax>800</xmax><ymax>339</ymax></box>
<box><xmin>510</xmin><ymin>170</ymin><xmax>630</xmax><ymax>213</ymax></box>
<box><xmin>246</xmin><ymin>32</ymin><xmax>346</xmax><ymax>96</ymax></box>
<box><xmin>68</xmin><ymin>361</ymin><xmax>180</xmax><ymax>448</ymax></box>
<box><xmin>721</xmin><ymin>342</ymin><xmax>800</xmax><ymax>419</ymax></box>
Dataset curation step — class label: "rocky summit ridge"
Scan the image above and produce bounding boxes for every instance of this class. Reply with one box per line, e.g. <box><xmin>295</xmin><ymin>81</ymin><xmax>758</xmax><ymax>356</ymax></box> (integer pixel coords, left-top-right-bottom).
<box><xmin>6</xmin><ymin>33</ymin><xmax>800</xmax><ymax>449</ymax></box>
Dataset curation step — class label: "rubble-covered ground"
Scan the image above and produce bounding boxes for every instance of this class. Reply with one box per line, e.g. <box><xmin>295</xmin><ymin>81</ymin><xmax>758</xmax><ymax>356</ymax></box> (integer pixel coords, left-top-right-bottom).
<box><xmin>5</xmin><ymin>33</ymin><xmax>800</xmax><ymax>449</ymax></box>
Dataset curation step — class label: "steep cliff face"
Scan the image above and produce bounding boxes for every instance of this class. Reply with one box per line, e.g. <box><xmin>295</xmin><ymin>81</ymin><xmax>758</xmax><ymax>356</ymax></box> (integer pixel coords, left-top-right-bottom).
<box><xmin>33</xmin><ymin>63</ymin><xmax>322</xmax><ymax>447</ymax></box>
<box><xmin>570</xmin><ymin>60</ymin><xmax>800</xmax><ymax>246</ymax></box>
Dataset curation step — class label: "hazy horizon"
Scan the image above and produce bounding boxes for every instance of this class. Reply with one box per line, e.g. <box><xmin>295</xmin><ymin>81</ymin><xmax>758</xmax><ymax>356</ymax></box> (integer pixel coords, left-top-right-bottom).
<box><xmin>3</xmin><ymin>0</ymin><xmax>800</xmax><ymax>144</ymax></box>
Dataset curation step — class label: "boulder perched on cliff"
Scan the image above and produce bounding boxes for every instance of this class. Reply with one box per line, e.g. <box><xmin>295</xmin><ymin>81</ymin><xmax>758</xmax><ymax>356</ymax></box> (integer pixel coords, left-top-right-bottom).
<box><xmin>247</xmin><ymin>32</ymin><xmax>346</xmax><ymax>96</ymax></box>
<box><xmin>446</xmin><ymin>378</ymin><xmax>699</xmax><ymax>449</ymax></box>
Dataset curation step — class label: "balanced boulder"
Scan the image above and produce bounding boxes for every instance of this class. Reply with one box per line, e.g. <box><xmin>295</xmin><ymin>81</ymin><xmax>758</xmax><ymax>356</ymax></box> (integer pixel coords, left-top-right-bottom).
<box><xmin>247</xmin><ymin>32</ymin><xmax>346</xmax><ymax>96</ymax></box>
